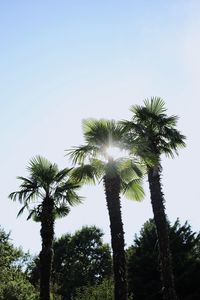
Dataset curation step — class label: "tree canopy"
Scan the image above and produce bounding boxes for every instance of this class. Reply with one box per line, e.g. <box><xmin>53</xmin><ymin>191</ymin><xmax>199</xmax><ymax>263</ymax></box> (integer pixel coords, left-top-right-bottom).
<box><xmin>127</xmin><ymin>219</ymin><xmax>200</xmax><ymax>300</ymax></box>
<box><xmin>29</xmin><ymin>226</ymin><xmax>112</xmax><ymax>300</ymax></box>
<box><xmin>0</xmin><ymin>226</ymin><xmax>38</xmax><ymax>300</ymax></box>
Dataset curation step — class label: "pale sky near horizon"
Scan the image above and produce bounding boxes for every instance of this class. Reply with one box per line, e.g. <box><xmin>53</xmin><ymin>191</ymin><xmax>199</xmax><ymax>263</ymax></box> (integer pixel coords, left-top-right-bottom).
<box><xmin>0</xmin><ymin>0</ymin><xmax>200</xmax><ymax>254</ymax></box>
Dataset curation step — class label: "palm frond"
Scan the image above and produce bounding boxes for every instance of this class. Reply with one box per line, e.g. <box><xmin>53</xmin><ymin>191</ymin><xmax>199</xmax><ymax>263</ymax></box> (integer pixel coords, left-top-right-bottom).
<box><xmin>17</xmin><ymin>176</ymin><xmax>35</xmax><ymax>185</ymax></box>
<box><xmin>64</xmin><ymin>189</ymin><xmax>83</xmax><ymax>206</ymax></box>
<box><xmin>9</xmin><ymin>189</ymin><xmax>37</xmax><ymax>204</ymax></box>
<box><xmin>82</xmin><ymin>118</ymin><xmax>123</xmax><ymax>147</ymax></box>
<box><xmin>157</xmin><ymin>115</ymin><xmax>178</xmax><ymax>128</ymax></box>
<box><xmin>143</xmin><ymin>97</ymin><xmax>166</xmax><ymax>115</ymax></box>
<box><xmin>54</xmin><ymin>167</ymin><xmax>73</xmax><ymax>183</ymax></box>
<box><xmin>28</xmin><ymin>155</ymin><xmax>54</xmax><ymax>170</ymax></box>
<box><xmin>53</xmin><ymin>204</ymin><xmax>70</xmax><ymax>219</ymax></box>
<box><xmin>117</xmin><ymin>158</ymin><xmax>144</xmax><ymax>180</ymax></box>
<box><xmin>66</xmin><ymin>145</ymin><xmax>96</xmax><ymax>164</ymax></box>
<box><xmin>27</xmin><ymin>209</ymin><xmax>38</xmax><ymax>221</ymax></box>
<box><xmin>90</xmin><ymin>159</ymin><xmax>105</xmax><ymax>178</ymax></box>
<box><xmin>57</xmin><ymin>180</ymin><xmax>81</xmax><ymax>192</ymax></box>
<box><xmin>28</xmin><ymin>155</ymin><xmax>59</xmax><ymax>187</ymax></box>
<box><xmin>26</xmin><ymin>204</ymin><xmax>43</xmax><ymax>222</ymax></box>
<box><xmin>18</xmin><ymin>179</ymin><xmax>38</xmax><ymax>191</ymax></box>
<box><xmin>121</xmin><ymin>179</ymin><xmax>145</xmax><ymax>201</ymax></box>
<box><xmin>17</xmin><ymin>204</ymin><xmax>29</xmax><ymax>218</ymax></box>
<box><xmin>70</xmin><ymin>164</ymin><xmax>103</xmax><ymax>184</ymax></box>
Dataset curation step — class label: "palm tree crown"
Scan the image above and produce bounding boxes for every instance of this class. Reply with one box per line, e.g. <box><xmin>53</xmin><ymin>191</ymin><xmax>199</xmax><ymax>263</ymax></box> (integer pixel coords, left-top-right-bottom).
<box><xmin>68</xmin><ymin>119</ymin><xmax>144</xmax><ymax>200</ymax></box>
<box><xmin>121</xmin><ymin>97</ymin><xmax>186</xmax><ymax>163</ymax></box>
<box><xmin>9</xmin><ymin>155</ymin><xmax>82</xmax><ymax>221</ymax></box>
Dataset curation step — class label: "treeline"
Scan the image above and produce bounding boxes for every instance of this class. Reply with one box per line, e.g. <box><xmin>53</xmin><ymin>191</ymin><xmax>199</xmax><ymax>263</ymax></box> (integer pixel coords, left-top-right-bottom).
<box><xmin>1</xmin><ymin>219</ymin><xmax>200</xmax><ymax>300</ymax></box>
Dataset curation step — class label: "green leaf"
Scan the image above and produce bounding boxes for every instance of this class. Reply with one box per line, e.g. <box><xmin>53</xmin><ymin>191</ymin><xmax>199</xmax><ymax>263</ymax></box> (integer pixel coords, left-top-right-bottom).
<box><xmin>122</xmin><ymin>179</ymin><xmax>145</xmax><ymax>201</ymax></box>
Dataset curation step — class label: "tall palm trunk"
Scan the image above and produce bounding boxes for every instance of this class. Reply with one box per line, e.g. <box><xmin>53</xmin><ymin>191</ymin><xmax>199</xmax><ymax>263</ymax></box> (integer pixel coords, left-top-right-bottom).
<box><xmin>40</xmin><ymin>197</ymin><xmax>54</xmax><ymax>300</ymax></box>
<box><xmin>103</xmin><ymin>173</ymin><xmax>127</xmax><ymax>300</ymax></box>
<box><xmin>148</xmin><ymin>166</ymin><xmax>177</xmax><ymax>300</ymax></box>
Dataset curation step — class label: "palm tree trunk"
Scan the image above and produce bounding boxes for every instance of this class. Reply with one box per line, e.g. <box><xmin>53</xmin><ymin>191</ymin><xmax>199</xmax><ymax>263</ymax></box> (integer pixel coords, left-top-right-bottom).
<box><xmin>39</xmin><ymin>197</ymin><xmax>54</xmax><ymax>300</ymax></box>
<box><xmin>148</xmin><ymin>165</ymin><xmax>178</xmax><ymax>300</ymax></box>
<box><xmin>103</xmin><ymin>174</ymin><xmax>127</xmax><ymax>300</ymax></box>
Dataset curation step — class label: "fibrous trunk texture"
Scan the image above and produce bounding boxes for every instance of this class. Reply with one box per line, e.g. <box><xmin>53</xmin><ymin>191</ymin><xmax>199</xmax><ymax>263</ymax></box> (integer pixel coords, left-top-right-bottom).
<box><xmin>148</xmin><ymin>166</ymin><xmax>178</xmax><ymax>300</ymax></box>
<box><xmin>39</xmin><ymin>197</ymin><xmax>54</xmax><ymax>300</ymax></box>
<box><xmin>103</xmin><ymin>174</ymin><xmax>127</xmax><ymax>300</ymax></box>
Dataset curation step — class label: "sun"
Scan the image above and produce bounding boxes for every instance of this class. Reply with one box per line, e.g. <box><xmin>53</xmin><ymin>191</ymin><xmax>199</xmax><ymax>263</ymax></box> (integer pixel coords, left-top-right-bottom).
<box><xmin>105</xmin><ymin>145</ymin><xmax>127</xmax><ymax>161</ymax></box>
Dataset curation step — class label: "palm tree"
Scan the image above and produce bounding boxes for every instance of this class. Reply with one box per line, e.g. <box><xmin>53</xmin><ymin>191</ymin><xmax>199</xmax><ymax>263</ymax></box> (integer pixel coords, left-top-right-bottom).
<box><xmin>9</xmin><ymin>156</ymin><xmax>82</xmax><ymax>300</ymax></box>
<box><xmin>121</xmin><ymin>97</ymin><xmax>186</xmax><ymax>300</ymax></box>
<box><xmin>67</xmin><ymin>119</ymin><xmax>144</xmax><ymax>300</ymax></box>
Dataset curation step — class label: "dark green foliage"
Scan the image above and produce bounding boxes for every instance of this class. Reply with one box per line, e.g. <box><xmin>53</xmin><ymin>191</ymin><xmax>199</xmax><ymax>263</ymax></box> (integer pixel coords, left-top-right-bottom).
<box><xmin>72</xmin><ymin>279</ymin><xmax>134</xmax><ymax>300</ymax></box>
<box><xmin>53</xmin><ymin>226</ymin><xmax>112</xmax><ymax>299</ymax></box>
<box><xmin>127</xmin><ymin>219</ymin><xmax>200</xmax><ymax>300</ymax></box>
<box><xmin>72</xmin><ymin>279</ymin><xmax>114</xmax><ymax>300</ymax></box>
<box><xmin>29</xmin><ymin>226</ymin><xmax>112</xmax><ymax>300</ymax></box>
<box><xmin>0</xmin><ymin>226</ymin><xmax>38</xmax><ymax>300</ymax></box>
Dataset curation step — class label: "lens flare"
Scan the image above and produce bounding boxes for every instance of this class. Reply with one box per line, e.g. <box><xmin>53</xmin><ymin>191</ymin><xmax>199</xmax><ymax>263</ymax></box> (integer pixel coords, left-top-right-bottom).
<box><xmin>105</xmin><ymin>146</ymin><xmax>127</xmax><ymax>160</ymax></box>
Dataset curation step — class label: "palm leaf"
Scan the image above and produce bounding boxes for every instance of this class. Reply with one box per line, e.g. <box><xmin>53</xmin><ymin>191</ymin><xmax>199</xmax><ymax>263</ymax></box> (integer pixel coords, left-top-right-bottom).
<box><xmin>54</xmin><ymin>168</ymin><xmax>73</xmax><ymax>183</ymax></box>
<box><xmin>82</xmin><ymin>118</ymin><xmax>123</xmax><ymax>147</ymax></box>
<box><xmin>143</xmin><ymin>97</ymin><xmax>166</xmax><ymax>115</ymax></box>
<box><xmin>66</xmin><ymin>145</ymin><xmax>96</xmax><ymax>164</ymax></box>
<box><xmin>64</xmin><ymin>190</ymin><xmax>83</xmax><ymax>206</ymax></box>
<box><xmin>118</xmin><ymin>158</ymin><xmax>144</xmax><ymax>180</ymax></box>
<box><xmin>17</xmin><ymin>204</ymin><xmax>29</xmax><ymax>218</ymax></box>
<box><xmin>28</xmin><ymin>155</ymin><xmax>59</xmax><ymax>187</ymax></box>
<box><xmin>54</xmin><ymin>204</ymin><xmax>70</xmax><ymax>219</ymax></box>
<box><xmin>121</xmin><ymin>179</ymin><xmax>145</xmax><ymax>201</ymax></box>
<box><xmin>27</xmin><ymin>208</ymin><xmax>42</xmax><ymax>222</ymax></box>
<box><xmin>70</xmin><ymin>164</ymin><xmax>101</xmax><ymax>184</ymax></box>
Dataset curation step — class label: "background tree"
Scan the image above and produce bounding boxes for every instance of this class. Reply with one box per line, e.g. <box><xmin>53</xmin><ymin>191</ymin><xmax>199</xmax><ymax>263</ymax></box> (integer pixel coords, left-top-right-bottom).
<box><xmin>127</xmin><ymin>219</ymin><xmax>200</xmax><ymax>300</ymax></box>
<box><xmin>72</xmin><ymin>279</ymin><xmax>114</xmax><ymax>300</ymax></box>
<box><xmin>0</xmin><ymin>226</ymin><xmax>38</xmax><ymax>300</ymax></box>
<box><xmin>29</xmin><ymin>226</ymin><xmax>112</xmax><ymax>300</ymax></box>
<box><xmin>9</xmin><ymin>156</ymin><xmax>82</xmax><ymax>300</ymax></box>
<box><xmin>72</xmin><ymin>279</ymin><xmax>134</xmax><ymax>300</ymax></box>
<box><xmin>122</xmin><ymin>98</ymin><xmax>186</xmax><ymax>300</ymax></box>
<box><xmin>67</xmin><ymin>119</ymin><xmax>144</xmax><ymax>300</ymax></box>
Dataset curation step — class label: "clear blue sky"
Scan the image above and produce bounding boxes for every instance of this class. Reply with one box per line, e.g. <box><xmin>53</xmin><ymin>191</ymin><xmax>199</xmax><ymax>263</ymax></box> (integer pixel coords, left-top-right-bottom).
<box><xmin>0</xmin><ymin>0</ymin><xmax>199</xmax><ymax>254</ymax></box>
